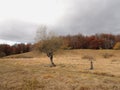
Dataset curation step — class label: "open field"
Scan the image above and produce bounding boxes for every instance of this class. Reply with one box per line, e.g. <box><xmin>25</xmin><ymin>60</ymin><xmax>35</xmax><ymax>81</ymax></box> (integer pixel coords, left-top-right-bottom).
<box><xmin>0</xmin><ymin>50</ymin><xmax>120</xmax><ymax>90</ymax></box>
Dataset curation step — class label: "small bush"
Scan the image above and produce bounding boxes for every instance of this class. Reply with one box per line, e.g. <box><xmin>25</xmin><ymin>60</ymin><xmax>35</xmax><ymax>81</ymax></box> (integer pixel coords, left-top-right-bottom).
<box><xmin>82</xmin><ymin>55</ymin><xmax>95</xmax><ymax>60</ymax></box>
<box><xmin>102</xmin><ymin>53</ymin><xmax>114</xmax><ymax>58</ymax></box>
<box><xmin>82</xmin><ymin>55</ymin><xmax>95</xmax><ymax>70</ymax></box>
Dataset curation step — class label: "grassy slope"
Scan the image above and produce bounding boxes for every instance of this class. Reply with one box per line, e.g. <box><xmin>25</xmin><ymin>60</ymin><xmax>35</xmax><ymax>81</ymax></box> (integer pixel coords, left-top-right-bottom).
<box><xmin>0</xmin><ymin>49</ymin><xmax>120</xmax><ymax>90</ymax></box>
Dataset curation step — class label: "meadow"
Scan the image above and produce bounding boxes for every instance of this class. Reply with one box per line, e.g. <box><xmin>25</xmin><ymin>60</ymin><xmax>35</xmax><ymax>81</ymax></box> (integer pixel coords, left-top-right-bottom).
<box><xmin>0</xmin><ymin>50</ymin><xmax>120</xmax><ymax>90</ymax></box>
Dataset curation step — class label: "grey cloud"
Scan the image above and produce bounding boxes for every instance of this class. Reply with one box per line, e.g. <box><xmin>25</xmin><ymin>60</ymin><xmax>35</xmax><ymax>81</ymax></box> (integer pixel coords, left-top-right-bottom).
<box><xmin>0</xmin><ymin>21</ymin><xmax>38</xmax><ymax>43</ymax></box>
<box><xmin>0</xmin><ymin>0</ymin><xmax>120</xmax><ymax>43</ymax></box>
<box><xmin>54</xmin><ymin>0</ymin><xmax>120</xmax><ymax>35</ymax></box>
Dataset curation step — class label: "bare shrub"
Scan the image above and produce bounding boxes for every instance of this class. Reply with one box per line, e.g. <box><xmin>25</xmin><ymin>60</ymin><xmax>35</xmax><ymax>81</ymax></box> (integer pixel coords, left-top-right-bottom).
<box><xmin>111</xmin><ymin>59</ymin><xmax>120</xmax><ymax>64</ymax></box>
<box><xmin>102</xmin><ymin>53</ymin><xmax>114</xmax><ymax>58</ymax></box>
<box><xmin>82</xmin><ymin>55</ymin><xmax>95</xmax><ymax>70</ymax></box>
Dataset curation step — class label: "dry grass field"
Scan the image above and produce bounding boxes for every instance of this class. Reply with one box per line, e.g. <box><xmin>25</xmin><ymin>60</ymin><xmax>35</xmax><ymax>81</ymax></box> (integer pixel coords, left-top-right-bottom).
<box><xmin>0</xmin><ymin>50</ymin><xmax>120</xmax><ymax>90</ymax></box>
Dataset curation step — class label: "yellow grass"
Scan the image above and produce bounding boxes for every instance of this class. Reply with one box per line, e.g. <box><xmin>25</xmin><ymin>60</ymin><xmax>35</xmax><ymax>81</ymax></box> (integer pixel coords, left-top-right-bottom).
<box><xmin>0</xmin><ymin>49</ymin><xmax>120</xmax><ymax>90</ymax></box>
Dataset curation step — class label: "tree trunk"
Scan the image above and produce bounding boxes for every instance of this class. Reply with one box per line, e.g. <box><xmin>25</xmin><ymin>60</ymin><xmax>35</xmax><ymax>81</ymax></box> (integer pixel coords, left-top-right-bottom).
<box><xmin>90</xmin><ymin>61</ymin><xmax>93</xmax><ymax>70</ymax></box>
<box><xmin>49</xmin><ymin>55</ymin><xmax>56</xmax><ymax>67</ymax></box>
<box><xmin>47</xmin><ymin>52</ymin><xmax>56</xmax><ymax>67</ymax></box>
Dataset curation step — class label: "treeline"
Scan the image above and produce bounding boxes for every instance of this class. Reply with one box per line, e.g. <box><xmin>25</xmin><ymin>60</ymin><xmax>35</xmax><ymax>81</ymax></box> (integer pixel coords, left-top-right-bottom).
<box><xmin>0</xmin><ymin>33</ymin><xmax>120</xmax><ymax>57</ymax></box>
<box><xmin>62</xmin><ymin>33</ymin><xmax>120</xmax><ymax>49</ymax></box>
<box><xmin>0</xmin><ymin>43</ymin><xmax>32</xmax><ymax>57</ymax></box>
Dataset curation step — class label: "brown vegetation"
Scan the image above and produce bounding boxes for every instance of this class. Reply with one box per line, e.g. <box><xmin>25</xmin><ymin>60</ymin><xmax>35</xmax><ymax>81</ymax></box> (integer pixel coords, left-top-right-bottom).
<box><xmin>0</xmin><ymin>43</ymin><xmax>32</xmax><ymax>57</ymax></box>
<box><xmin>62</xmin><ymin>33</ymin><xmax>120</xmax><ymax>49</ymax></box>
<box><xmin>113</xmin><ymin>42</ymin><xmax>120</xmax><ymax>50</ymax></box>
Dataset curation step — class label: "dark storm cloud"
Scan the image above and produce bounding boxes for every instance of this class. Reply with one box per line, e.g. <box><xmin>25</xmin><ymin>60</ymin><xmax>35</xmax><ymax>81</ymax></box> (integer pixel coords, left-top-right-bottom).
<box><xmin>54</xmin><ymin>0</ymin><xmax>120</xmax><ymax>35</ymax></box>
<box><xmin>0</xmin><ymin>21</ymin><xmax>38</xmax><ymax>43</ymax></box>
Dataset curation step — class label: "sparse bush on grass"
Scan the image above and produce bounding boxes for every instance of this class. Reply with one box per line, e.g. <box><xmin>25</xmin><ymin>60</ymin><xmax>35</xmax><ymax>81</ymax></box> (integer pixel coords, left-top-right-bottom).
<box><xmin>102</xmin><ymin>53</ymin><xmax>114</xmax><ymax>58</ymax></box>
<box><xmin>111</xmin><ymin>59</ymin><xmax>120</xmax><ymax>64</ymax></box>
<box><xmin>111</xmin><ymin>59</ymin><xmax>118</xmax><ymax>64</ymax></box>
<box><xmin>111</xmin><ymin>59</ymin><xmax>118</xmax><ymax>62</ymax></box>
<box><xmin>82</xmin><ymin>55</ymin><xmax>95</xmax><ymax>70</ymax></box>
<box><xmin>82</xmin><ymin>55</ymin><xmax>93</xmax><ymax>60</ymax></box>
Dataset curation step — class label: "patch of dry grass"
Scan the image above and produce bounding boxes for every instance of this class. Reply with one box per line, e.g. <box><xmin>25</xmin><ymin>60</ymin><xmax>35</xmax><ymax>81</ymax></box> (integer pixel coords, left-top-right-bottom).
<box><xmin>0</xmin><ymin>50</ymin><xmax>120</xmax><ymax>90</ymax></box>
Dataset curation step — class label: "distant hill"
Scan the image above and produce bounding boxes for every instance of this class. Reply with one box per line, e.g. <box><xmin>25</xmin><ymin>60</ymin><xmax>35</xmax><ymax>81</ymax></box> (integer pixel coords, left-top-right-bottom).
<box><xmin>4</xmin><ymin>49</ymin><xmax>120</xmax><ymax>59</ymax></box>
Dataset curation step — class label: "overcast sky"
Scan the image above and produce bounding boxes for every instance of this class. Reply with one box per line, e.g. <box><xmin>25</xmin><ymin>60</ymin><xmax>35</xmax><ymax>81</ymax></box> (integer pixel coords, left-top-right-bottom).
<box><xmin>0</xmin><ymin>0</ymin><xmax>120</xmax><ymax>44</ymax></box>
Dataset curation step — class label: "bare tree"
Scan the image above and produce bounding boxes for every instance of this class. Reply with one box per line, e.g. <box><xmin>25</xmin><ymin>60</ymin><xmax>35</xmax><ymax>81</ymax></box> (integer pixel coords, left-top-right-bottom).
<box><xmin>35</xmin><ymin>25</ymin><xmax>62</xmax><ymax>67</ymax></box>
<box><xmin>82</xmin><ymin>55</ymin><xmax>95</xmax><ymax>70</ymax></box>
<box><xmin>35</xmin><ymin>25</ymin><xmax>47</xmax><ymax>42</ymax></box>
<box><xmin>88</xmin><ymin>56</ymin><xmax>95</xmax><ymax>70</ymax></box>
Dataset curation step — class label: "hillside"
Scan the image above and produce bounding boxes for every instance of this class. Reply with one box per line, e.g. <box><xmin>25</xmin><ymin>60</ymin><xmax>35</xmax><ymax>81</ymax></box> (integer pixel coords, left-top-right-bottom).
<box><xmin>5</xmin><ymin>49</ymin><xmax>120</xmax><ymax>58</ymax></box>
<box><xmin>0</xmin><ymin>49</ymin><xmax>120</xmax><ymax>90</ymax></box>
